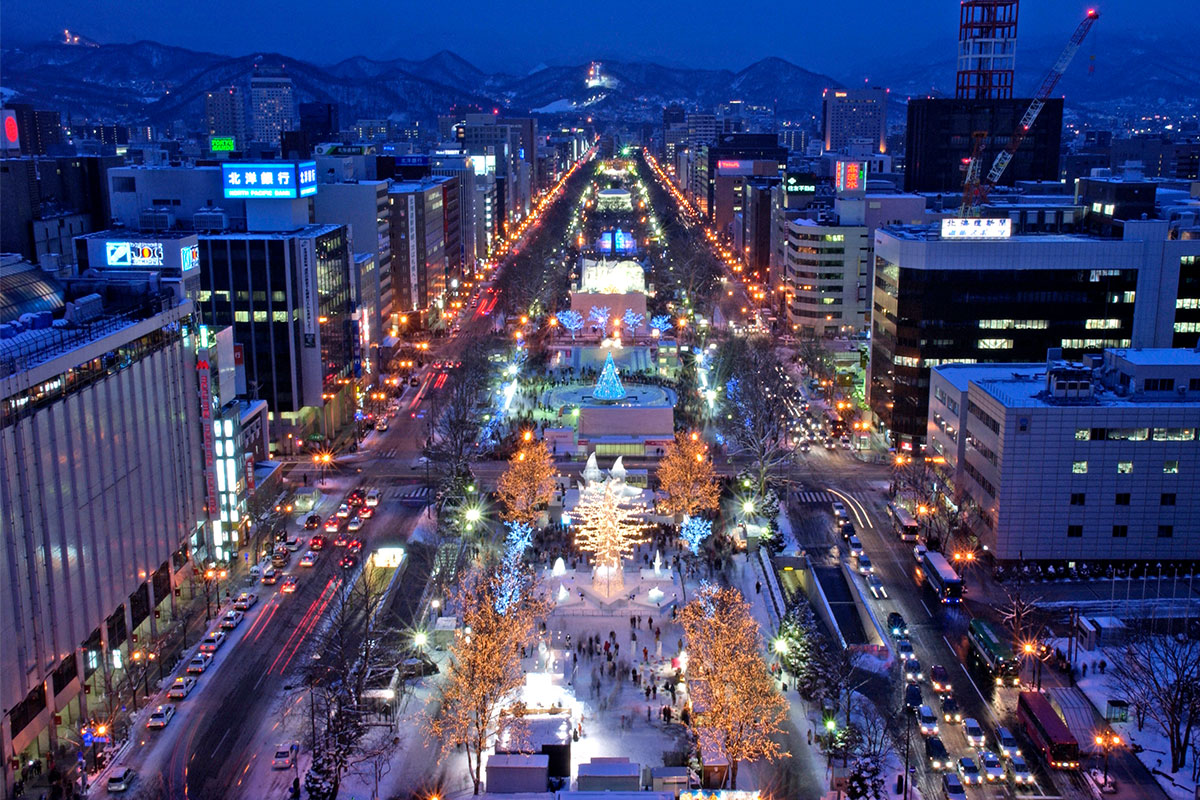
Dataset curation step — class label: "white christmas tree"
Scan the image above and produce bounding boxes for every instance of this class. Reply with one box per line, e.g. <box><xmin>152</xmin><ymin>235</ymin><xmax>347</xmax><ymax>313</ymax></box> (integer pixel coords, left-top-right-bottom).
<box><xmin>593</xmin><ymin>352</ymin><xmax>626</xmax><ymax>401</ymax></box>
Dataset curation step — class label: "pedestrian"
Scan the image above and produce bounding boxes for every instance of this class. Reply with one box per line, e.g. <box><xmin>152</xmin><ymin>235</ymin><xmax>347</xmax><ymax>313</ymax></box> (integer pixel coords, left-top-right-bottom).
<box><xmin>648</xmin><ymin>616</ymin><xmax>653</xmax><ymax>630</ymax></box>
<box><xmin>645</xmin><ymin>685</ymin><xmax>652</xmax><ymax>700</ymax></box>
<box><xmin>643</xmin><ymin>646</ymin><xmax>649</xmax><ymax>662</ymax></box>
<box><xmin>632</xmin><ymin>630</ymin><xmax>637</xmax><ymax>644</ymax></box>
<box><xmin>755</xmin><ymin>580</ymin><xmax>762</xmax><ymax>594</ymax></box>
<box><xmin>647</xmin><ymin>705</ymin><xmax>652</xmax><ymax>723</ymax></box>
<box><xmin>664</xmin><ymin>706</ymin><xmax>673</xmax><ymax>724</ymax></box>
<box><xmin>638</xmin><ymin>615</ymin><xmax>643</xmax><ymax>627</ymax></box>
<box><xmin>630</xmin><ymin>615</ymin><xmax>636</xmax><ymax>628</ymax></box>
<box><xmin>652</xmin><ymin>683</ymin><xmax>658</xmax><ymax>699</ymax></box>
<box><xmin>1099</xmin><ymin>658</ymin><xmax>1107</xmax><ymax>674</ymax></box>
<box><xmin>604</xmin><ymin>640</ymin><xmax>610</xmax><ymax>654</ymax></box>
<box><xmin>656</xmin><ymin>627</ymin><xmax>661</xmax><ymax>642</ymax></box>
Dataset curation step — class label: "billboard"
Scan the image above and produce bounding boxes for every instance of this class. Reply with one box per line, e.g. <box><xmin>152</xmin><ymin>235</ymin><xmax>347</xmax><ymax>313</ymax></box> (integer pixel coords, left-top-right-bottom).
<box><xmin>597</xmin><ymin>232</ymin><xmax>613</xmax><ymax>253</ymax></box>
<box><xmin>298</xmin><ymin>238</ymin><xmax>318</xmax><ymax>348</ymax></box>
<box><xmin>106</xmin><ymin>241</ymin><xmax>164</xmax><ymax>267</ymax></box>
<box><xmin>2</xmin><ymin>110</ymin><xmax>19</xmax><ymax>153</ymax></box>
<box><xmin>222</xmin><ymin>161</ymin><xmax>318</xmax><ymax>199</ymax></box>
<box><xmin>613</xmin><ymin>229</ymin><xmax>635</xmax><ymax>254</ymax></box>
<box><xmin>210</xmin><ymin>136</ymin><xmax>236</xmax><ymax>152</ymax></box>
<box><xmin>835</xmin><ymin>161</ymin><xmax>867</xmax><ymax>193</ymax></box>
<box><xmin>784</xmin><ymin>173</ymin><xmax>817</xmax><ymax>194</ymax></box>
<box><xmin>181</xmin><ymin>244</ymin><xmax>200</xmax><ymax>272</ymax></box>
<box><xmin>941</xmin><ymin>217</ymin><xmax>1012</xmax><ymax>239</ymax></box>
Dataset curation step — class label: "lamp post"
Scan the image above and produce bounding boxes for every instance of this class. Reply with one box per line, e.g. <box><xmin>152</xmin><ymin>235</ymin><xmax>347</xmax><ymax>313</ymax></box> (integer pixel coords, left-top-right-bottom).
<box><xmin>1094</xmin><ymin>732</ymin><xmax>1121</xmax><ymax>786</ymax></box>
<box><xmin>203</xmin><ymin>566</ymin><xmax>228</xmax><ymax>621</ymax></box>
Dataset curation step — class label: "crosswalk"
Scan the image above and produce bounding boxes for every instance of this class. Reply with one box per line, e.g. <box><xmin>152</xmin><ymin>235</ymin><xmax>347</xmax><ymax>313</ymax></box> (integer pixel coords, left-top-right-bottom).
<box><xmin>794</xmin><ymin>490</ymin><xmax>835</xmax><ymax>504</ymax></box>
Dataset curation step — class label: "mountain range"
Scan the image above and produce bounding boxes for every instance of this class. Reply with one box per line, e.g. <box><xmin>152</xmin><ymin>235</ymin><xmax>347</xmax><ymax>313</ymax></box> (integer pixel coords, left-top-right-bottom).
<box><xmin>1</xmin><ymin>33</ymin><xmax>1196</xmax><ymax>129</ymax></box>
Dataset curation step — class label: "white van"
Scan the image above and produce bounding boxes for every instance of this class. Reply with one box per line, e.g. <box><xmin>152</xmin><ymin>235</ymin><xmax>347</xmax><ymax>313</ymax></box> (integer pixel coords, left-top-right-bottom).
<box><xmin>365</xmin><ymin>488</ymin><xmax>381</xmax><ymax>507</ymax></box>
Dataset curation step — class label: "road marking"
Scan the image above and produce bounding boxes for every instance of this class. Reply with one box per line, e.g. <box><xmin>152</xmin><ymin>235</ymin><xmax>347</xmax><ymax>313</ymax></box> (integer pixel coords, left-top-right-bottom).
<box><xmin>213</xmin><ymin>728</ymin><xmax>231</xmax><ymax>755</ymax></box>
<box><xmin>827</xmin><ymin>487</ymin><xmax>868</xmax><ymax>528</ymax></box>
<box><xmin>920</xmin><ymin>599</ymin><xmax>934</xmax><ymax>618</ymax></box>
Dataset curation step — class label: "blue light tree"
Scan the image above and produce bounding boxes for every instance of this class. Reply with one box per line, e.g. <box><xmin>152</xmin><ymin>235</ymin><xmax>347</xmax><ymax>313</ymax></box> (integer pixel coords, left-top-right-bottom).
<box><xmin>589</xmin><ymin>305</ymin><xmax>610</xmax><ymax>330</ymax></box>
<box><xmin>649</xmin><ymin>315</ymin><xmax>671</xmax><ymax>336</ymax></box>
<box><xmin>622</xmin><ymin>309</ymin><xmax>644</xmax><ymax>336</ymax></box>
<box><xmin>556</xmin><ymin>310</ymin><xmax>584</xmax><ymax>339</ymax></box>
<box><xmin>495</xmin><ymin>521</ymin><xmax>533</xmax><ymax>615</ymax></box>
<box><xmin>680</xmin><ymin>516</ymin><xmax>712</xmax><ymax>555</ymax></box>
<box><xmin>593</xmin><ymin>352</ymin><xmax>627</xmax><ymax>401</ymax></box>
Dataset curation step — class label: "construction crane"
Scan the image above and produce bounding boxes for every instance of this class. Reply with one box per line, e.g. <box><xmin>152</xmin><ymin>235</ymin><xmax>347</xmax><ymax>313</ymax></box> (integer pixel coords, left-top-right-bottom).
<box><xmin>960</xmin><ymin>8</ymin><xmax>1101</xmax><ymax>216</ymax></box>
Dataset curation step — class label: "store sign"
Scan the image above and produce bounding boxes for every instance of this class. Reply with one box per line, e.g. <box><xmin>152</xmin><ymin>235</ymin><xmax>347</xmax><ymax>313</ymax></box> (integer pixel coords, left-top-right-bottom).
<box><xmin>716</xmin><ymin>160</ymin><xmax>745</xmax><ymax>170</ymax></box>
<box><xmin>197</xmin><ymin>357</ymin><xmax>218</xmax><ymax>517</ymax></box>
<box><xmin>210</xmin><ymin>136</ymin><xmax>236</xmax><ymax>152</ymax></box>
<box><xmin>835</xmin><ymin>160</ymin><xmax>866</xmax><ymax>193</ymax></box>
<box><xmin>940</xmin><ymin>217</ymin><xmax>1012</xmax><ymax>239</ymax></box>
<box><xmin>298</xmin><ymin>238</ymin><xmax>317</xmax><ymax>348</ymax></box>
<box><xmin>181</xmin><ymin>244</ymin><xmax>200</xmax><ymax>272</ymax></box>
<box><xmin>106</xmin><ymin>241</ymin><xmax>164</xmax><ymax>267</ymax></box>
<box><xmin>222</xmin><ymin>161</ymin><xmax>318</xmax><ymax>199</ymax></box>
<box><xmin>784</xmin><ymin>173</ymin><xmax>817</xmax><ymax>194</ymax></box>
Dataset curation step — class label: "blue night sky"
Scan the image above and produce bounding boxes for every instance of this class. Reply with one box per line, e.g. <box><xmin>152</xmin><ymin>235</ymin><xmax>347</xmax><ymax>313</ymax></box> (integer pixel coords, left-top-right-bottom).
<box><xmin>2</xmin><ymin>0</ymin><xmax>1196</xmax><ymax>77</ymax></box>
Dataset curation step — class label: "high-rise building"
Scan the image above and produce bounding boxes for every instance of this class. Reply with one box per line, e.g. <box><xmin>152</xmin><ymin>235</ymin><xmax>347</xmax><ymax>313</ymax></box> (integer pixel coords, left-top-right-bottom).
<box><xmin>956</xmin><ymin>0</ymin><xmax>1019</xmax><ymax>100</ymax></box>
<box><xmin>868</xmin><ymin>218</ymin><xmax>1200</xmax><ymax>449</ymax></box>
<box><xmin>250</xmin><ymin>71</ymin><xmax>296</xmax><ymax>147</ymax></box>
<box><xmin>822</xmin><ymin>88</ymin><xmax>888</xmax><ymax>154</ymax></box>
<box><xmin>686</xmin><ymin>113</ymin><xmax>717</xmax><ymax>150</ymax></box>
<box><xmin>299</xmin><ymin>102</ymin><xmax>340</xmax><ymax>141</ymax></box>
<box><xmin>927</xmin><ymin>349</ymin><xmax>1200</xmax><ymax>562</ymax></box>
<box><xmin>1</xmin><ymin>272</ymin><xmax>204</xmax><ymax>784</ymax></box>
<box><xmin>205</xmin><ymin>87</ymin><xmax>247</xmax><ymax>151</ymax></box>
<box><xmin>4</xmin><ymin>103</ymin><xmax>62</xmax><ymax>156</ymax></box>
<box><xmin>705</xmin><ymin>134</ymin><xmax>787</xmax><ymax>232</ymax></box>
<box><xmin>662</xmin><ymin>104</ymin><xmax>686</xmax><ymax>160</ymax></box>
<box><xmin>784</xmin><ymin>219</ymin><xmax>870</xmax><ymax>337</ymax></box>
<box><xmin>389</xmin><ymin>178</ymin><xmax>453</xmax><ymax>325</ymax></box>
<box><xmin>904</xmin><ymin>98</ymin><xmax>1063</xmax><ymax>192</ymax></box>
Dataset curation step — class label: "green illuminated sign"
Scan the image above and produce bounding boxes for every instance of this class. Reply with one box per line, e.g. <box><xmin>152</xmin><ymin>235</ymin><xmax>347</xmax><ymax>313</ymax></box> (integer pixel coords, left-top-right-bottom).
<box><xmin>210</xmin><ymin>136</ymin><xmax>236</xmax><ymax>153</ymax></box>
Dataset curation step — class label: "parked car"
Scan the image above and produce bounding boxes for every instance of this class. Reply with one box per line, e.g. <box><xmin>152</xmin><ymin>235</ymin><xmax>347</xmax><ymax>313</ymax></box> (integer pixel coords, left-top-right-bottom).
<box><xmin>146</xmin><ymin>704</ymin><xmax>176</xmax><ymax>729</ymax></box>
<box><xmin>888</xmin><ymin>612</ymin><xmax>909</xmax><ymax>638</ymax></box>
<box><xmin>918</xmin><ymin>704</ymin><xmax>939</xmax><ymax>736</ymax></box>
<box><xmin>107</xmin><ymin>768</ymin><xmax>136</xmax><ymax>793</ymax></box>
<box><xmin>233</xmin><ymin>592</ymin><xmax>258</xmax><ymax>610</ymax></box>
<box><xmin>964</xmin><ymin>718</ymin><xmax>985</xmax><ymax>748</ymax></box>
<box><xmin>926</xmin><ymin>736</ymin><xmax>951</xmax><ymax>771</ymax></box>
<box><xmin>220</xmin><ymin>610</ymin><xmax>244</xmax><ymax>629</ymax></box>
<box><xmin>166</xmin><ymin>677</ymin><xmax>196</xmax><ymax>700</ymax></box>
<box><xmin>198</xmin><ymin>631</ymin><xmax>226</xmax><ymax>653</ymax></box>
<box><xmin>271</xmin><ymin>743</ymin><xmax>297</xmax><ymax>770</ymax></box>
<box><xmin>931</xmin><ymin>664</ymin><xmax>952</xmax><ymax>694</ymax></box>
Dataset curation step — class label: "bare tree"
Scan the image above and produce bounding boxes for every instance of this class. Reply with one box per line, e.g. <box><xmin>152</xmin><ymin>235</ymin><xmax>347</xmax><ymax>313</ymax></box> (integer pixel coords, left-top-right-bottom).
<box><xmin>715</xmin><ymin>336</ymin><xmax>794</xmax><ymax>501</ymax></box>
<box><xmin>1000</xmin><ymin>586</ymin><xmax>1044</xmax><ymax>647</ymax></box>
<box><xmin>1108</xmin><ymin>634</ymin><xmax>1200</xmax><ymax>772</ymax></box>
<box><xmin>425</xmin><ymin>351</ymin><xmax>488</xmax><ymax>488</ymax></box>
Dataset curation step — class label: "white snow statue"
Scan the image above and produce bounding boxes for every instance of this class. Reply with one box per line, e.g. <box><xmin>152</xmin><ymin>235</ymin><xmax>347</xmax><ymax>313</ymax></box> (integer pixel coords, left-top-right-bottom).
<box><xmin>583</xmin><ymin>452</ymin><xmax>602</xmax><ymax>484</ymax></box>
<box><xmin>552</xmin><ymin>557</ymin><xmax>567</xmax><ymax>576</ymax></box>
<box><xmin>610</xmin><ymin>456</ymin><xmax>627</xmax><ymax>481</ymax></box>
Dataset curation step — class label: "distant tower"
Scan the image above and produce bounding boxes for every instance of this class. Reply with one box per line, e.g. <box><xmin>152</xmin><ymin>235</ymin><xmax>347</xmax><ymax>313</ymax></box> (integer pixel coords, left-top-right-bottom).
<box><xmin>250</xmin><ymin>68</ymin><xmax>296</xmax><ymax>147</ymax></box>
<box><xmin>956</xmin><ymin>0</ymin><xmax>1019</xmax><ymax>100</ymax></box>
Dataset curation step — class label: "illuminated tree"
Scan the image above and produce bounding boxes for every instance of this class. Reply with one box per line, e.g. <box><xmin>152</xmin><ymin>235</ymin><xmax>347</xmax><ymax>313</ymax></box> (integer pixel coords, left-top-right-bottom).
<box><xmin>622</xmin><ymin>308</ymin><xmax>644</xmax><ymax>335</ymax></box>
<box><xmin>573</xmin><ymin>482</ymin><xmax>648</xmax><ymax>597</ymax></box>
<box><xmin>593</xmin><ymin>352</ymin><xmax>626</xmax><ymax>401</ymax></box>
<box><xmin>555</xmin><ymin>309</ymin><xmax>584</xmax><ymax>339</ymax></box>
<box><xmin>680</xmin><ymin>517</ymin><xmax>712</xmax><ymax>555</ymax></box>
<box><xmin>496</xmin><ymin>441</ymin><xmax>557</xmax><ymax>527</ymax></box>
<box><xmin>588</xmin><ymin>305</ymin><xmax>610</xmax><ymax>329</ymax></box>
<box><xmin>496</xmin><ymin>522</ymin><xmax>533</xmax><ymax>615</ymax></box>
<box><xmin>429</xmin><ymin>566</ymin><xmax>549</xmax><ymax>794</ymax></box>
<box><xmin>679</xmin><ymin>584</ymin><xmax>789</xmax><ymax>788</ymax></box>
<box><xmin>649</xmin><ymin>315</ymin><xmax>672</xmax><ymax>336</ymax></box>
<box><xmin>657</xmin><ymin>432</ymin><xmax>720</xmax><ymax>518</ymax></box>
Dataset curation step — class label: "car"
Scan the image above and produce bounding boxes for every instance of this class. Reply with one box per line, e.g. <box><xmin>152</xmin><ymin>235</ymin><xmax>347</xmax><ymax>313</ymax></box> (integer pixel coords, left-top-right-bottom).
<box><xmin>107</xmin><ymin>768</ymin><xmax>136</xmax><ymax>793</ymax></box>
<box><xmin>233</xmin><ymin>592</ymin><xmax>258</xmax><ymax>610</ymax></box>
<box><xmin>304</xmin><ymin>514</ymin><xmax>322</xmax><ymax>530</ymax></box>
<box><xmin>166</xmin><ymin>677</ymin><xmax>197</xmax><ymax>700</ymax></box>
<box><xmin>824</xmin><ymin>439</ymin><xmax>837</xmax><ymax>450</ymax></box>
<box><xmin>309</xmin><ymin>535</ymin><xmax>326</xmax><ymax>551</ymax></box>
<box><xmin>926</xmin><ymin>736</ymin><xmax>951</xmax><ymax>770</ymax></box>
<box><xmin>284</xmin><ymin>535</ymin><xmax>302</xmax><ymax>551</ymax></box>
<box><xmin>146</xmin><ymin>704</ymin><xmax>176</xmax><ymax>729</ymax></box>
<box><xmin>856</xmin><ymin>554</ymin><xmax>874</xmax><ymax>575</ymax></box>
<box><xmin>942</xmin><ymin>772</ymin><xmax>967</xmax><ymax>799</ymax></box>
<box><xmin>913</xmin><ymin>543</ymin><xmax>928</xmax><ymax>563</ymax></box>
<box><xmin>840</xmin><ymin>521</ymin><xmax>856</xmax><ymax>539</ymax></box>
<box><xmin>905</xmin><ymin>683</ymin><xmax>923</xmax><ymax>712</ymax></box>
<box><xmin>347</xmin><ymin>516</ymin><xmax>364</xmax><ymax>532</ymax></box>
<box><xmin>366</xmin><ymin>488</ymin><xmax>381</xmax><ymax>507</ymax></box>
<box><xmin>941</xmin><ymin>695</ymin><xmax>963</xmax><ymax>723</ymax></box>
<box><xmin>271</xmin><ymin>547</ymin><xmax>290</xmax><ymax>567</ymax></box>
<box><xmin>324</xmin><ymin>516</ymin><xmax>341</xmax><ymax>533</ymax></box>
<box><xmin>888</xmin><ymin>612</ymin><xmax>909</xmax><ymax>638</ymax></box>
<box><xmin>375</xmin><ymin>419</ymin><xmax>389</xmax><ymax>432</ymax></box>
<box><xmin>799</xmin><ymin>442</ymin><xmax>811</xmax><ymax>453</ymax></box>
<box><xmin>979</xmin><ymin>750</ymin><xmax>1003</xmax><ymax>782</ymax></box>
<box><xmin>897</xmin><ymin>639</ymin><xmax>916</xmax><ymax>660</ymax></box>
<box><xmin>848</xmin><ymin>535</ymin><xmax>864</xmax><ymax>557</ymax></box>
<box><xmin>299</xmin><ymin>551</ymin><xmax>317</xmax><ymax>567</ymax></box>
<box><xmin>220</xmin><ymin>610</ymin><xmax>244</xmax><ymax>629</ymax></box>
<box><xmin>964</xmin><ymin>718</ymin><xmax>985</xmax><ymax>748</ymax></box>
<box><xmin>261</xmin><ymin>568</ymin><xmax>279</xmax><ymax>585</ymax></box>
<box><xmin>347</xmin><ymin>489</ymin><xmax>366</xmax><ymax>506</ymax></box>
<box><xmin>930</xmin><ymin>664</ymin><xmax>952</xmax><ymax>694</ymax></box>
<box><xmin>904</xmin><ymin>658</ymin><xmax>924</xmax><ymax>683</ymax></box>
<box><xmin>347</xmin><ymin>538</ymin><xmax>363</xmax><ymax>553</ymax></box>
<box><xmin>336</xmin><ymin>503</ymin><xmax>352</xmax><ymax>518</ymax></box>
<box><xmin>867</xmin><ymin>575</ymin><xmax>888</xmax><ymax>599</ymax></box>
<box><xmin>339</xmin><ymin>554</ymin><xmax>358</xmax><ymax>570</ymax></box>
<box><xmin>996</xmin><ymin>726</ymin><xmax>1022</xmax><ymax>760</ymax></box>
<box><xmin>281</xmin><ymin>575</ymin><xmax>299</xmax><ymax>593</ymax></box>
<box><xmin>333</xmin><ymin>532</ymin><xmax>349</xmax><ymax>547</ymax></box>
<box><xmin>271</xmin><ymin>743</ymin><xmax>297</xmax><ymax>770</ymax></box>
<box><xmin>957</xmin><ymin>757</ymin><xmax>982</xmax><ymax>785</ymax></box>
<box><xmin>918</xmin><ymin>704</ymin><xmax>939</xmax><ymax>736</ymax></box>
<box><xmin>1007</xmin><ymin>755</ymin><xmax>1034</xmax><ymax>786</ymax></box>
<box><xmin>357</xmin><ymin>505</ymin><xmax>374</xmax><ymax>519</ymax></box>
<box><xmin>199</xmin><ymin>631</ymin><xmax>226</xmax><ymax>653</ymax></box>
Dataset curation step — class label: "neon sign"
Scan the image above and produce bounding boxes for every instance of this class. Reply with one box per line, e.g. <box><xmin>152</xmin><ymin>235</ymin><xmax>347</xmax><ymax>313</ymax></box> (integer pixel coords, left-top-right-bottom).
<box><xmin>210</xmin><ymin>136</ymin><xmax>236</xmax><ymax>152</ymax></box>
<box><xmin>940</xmin><ymin>218</ymin><xmax>1012</xmax><ymax>239</ymax></box>
<box><xmin>835</xmin><ymin>161</ymin><xmax>866</xmax><ymax>193</ymax></box>
<box><xmin>106</xmin><ymin>241</ymin><xmax>164</xmax><ymax>267</ymax></box>
<box><xmin>222</xmin><ymin>161</ymin><xmax>318</xmax><ymax>199</ymax></box>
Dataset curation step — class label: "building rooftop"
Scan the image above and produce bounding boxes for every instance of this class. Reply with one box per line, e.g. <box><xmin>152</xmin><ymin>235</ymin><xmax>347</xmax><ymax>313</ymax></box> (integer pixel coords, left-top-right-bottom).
<box><xmin>75</xmin><ymin>230</ymin><xmax>199</xmax><ymax>242</ymax></box>
<box><xmin>1</xmin><ymin>257</ymin><xmax>64</xmax><ymax>324</ymax></box>
<box><xmin>198</xmin><ymin>223</ymin><xmax>343</xmax><ymax>240</ymax></box>
<box><xmin>1108</xmin><ymin>347</ymin><xmax>1200</xmax><ymax>367</ymax></box>
<box><xmin>930</xmin><ymin>362</ymin><xmax>1045</xmax><ymax>393</ymax></box>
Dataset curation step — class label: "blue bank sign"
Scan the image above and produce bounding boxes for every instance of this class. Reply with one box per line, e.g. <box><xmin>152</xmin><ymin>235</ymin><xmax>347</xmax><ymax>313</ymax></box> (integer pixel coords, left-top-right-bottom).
<box><xmin>222</xmin><ymin>161</ymin><xmax>318</xmax><ymax>199</ymax></box>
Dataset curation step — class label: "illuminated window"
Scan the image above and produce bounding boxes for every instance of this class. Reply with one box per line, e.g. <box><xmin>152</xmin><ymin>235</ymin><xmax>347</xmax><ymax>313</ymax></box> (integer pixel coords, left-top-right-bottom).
<box><xmin>1164</xmin><ymin>460</ymin><xmax>1179</xmax><ymax>474</ymax></box>
<box><xmin>272</xmin><ymin>311</ymin><xmax>288</xmax><ymax>322</ymax></box>
<box><xmin>234</xmin><ymin>311</ymin><xmax>249</xmax><ymax>322</ymax></box>
<box><xmin>1091</xmin><ymin>202</ymin><xmax>1102</xmax><ymax>213</ymax></box>
<box><xmin>1175</xmin><ymin>322</ymin><xmax>1200</xmax><ymax>333</ymax></box>
<box><xmin>1104</xmin><ymin>204</ymin><xmax>1115</xmax><ymax>215</ymax></box>
<box><xmin>1124</xmin><ymin>291</ymin><xmax>1136</xmax><ymax>303</ymax></box>
<box><xmin>1176</xmin><ymin>298</ymin><xmax>1200</xmax><ymax>310</ymax></box>
<box><xmin>1074</xmin><ymin>428</ymin><xmax>1090</xmax><ymax>441</ymax></box>
<box><xmin>253</xmin><ymin>311</ymin><xmax>267</xmax><ymax>322</ymax></box>
<box><xmin>1085</xmin><ymin>319</ymin><xmax>1121</xmax><ymax>330</ymax></box>
<box><xmin>977</xmin><ymin>338</ymin><xmax>1013</xmax><ymax>350</ymax></box>
<box><xmin>224</xmin><ymin>419</ymin><xmax>233</xmax><ymax>438</ymax></box>
<box><xmin>1072</xmin><ymin>460</ymin><xmax>1088</xmax><ymax>474</ymax></box>
<box><xmin>1117</xmin><ymin>461</ymin><xmax>1133</xmax><ymax>474</ymax></box>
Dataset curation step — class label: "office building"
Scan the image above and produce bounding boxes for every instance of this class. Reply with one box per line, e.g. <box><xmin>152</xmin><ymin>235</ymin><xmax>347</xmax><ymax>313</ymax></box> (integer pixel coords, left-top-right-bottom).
<box><xmin>250</xmin><ymin>71</ymin><xmax>296</xmax><ymax>147</ymax></box>
<box><xmin>822</xmin><ymin>87</ymin><xmax>888</xmax><ymax>154</ymax></box>
<box><xmin>431</xmin><ymin>153</ymin><xmax>481</xmax><ymax>279</ymax></box>
<box><xmin>705</xmin><ymin>134</ymin><xmax>787</xmax><ymax>233</ymax></box>
<box><xmin>107</xmin><ymin>165</ymin><xmax>246</xmax><ymax>232</ymax></box>
<box><xmin>869</xmin><ymin>218</ymin><xmax>1200</xmax><ymax>449</ymax></box>
<box><xmin>204</xmin><ymin>86</ymin><xmax>247</xmax><ymax>151</ymax></box>
<box><xmin>4</xmin><ymin>104</ymin><xmax>62</xmax><ymax>156</ymax></box>
<box><xmin>1</xmin><ymin>271</ymin><xmax>204</xmax><ymax>785</ymax></box>
<box><xmin>784</xmin><ymin>219</ymin><xmax>870</xmax><ymax>337</ymax></box>
<box><xmin>904</xmin><ymin>98</ymin><xmax>1063</xmax><ymax>193</ymax></box>
<box><xmin>389</xmin><ymin>178</ymin><xmax>452</xmax><ymax>326</ymax></box>
<box><xmin>927</xmin><ymin>349</ymin><xmax>1200</xmax><ymax>562</ymax></box>
<box><xmin>2</xmin><ymin>154</ymin><xmax>121</xmax><ymax>264</ymax></box>
<box><xmin>299</xmin><ymin>102</ymin><xmax>340</xmax><ymax>141</ymax></box>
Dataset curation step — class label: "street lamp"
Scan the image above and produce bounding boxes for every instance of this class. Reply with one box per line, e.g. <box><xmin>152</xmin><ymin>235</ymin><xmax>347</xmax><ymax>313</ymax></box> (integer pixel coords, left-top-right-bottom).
<box><xmin>1094</xmin><ymin>732</ymin><xmax>1121</xmax><ymax>786</ymax></box>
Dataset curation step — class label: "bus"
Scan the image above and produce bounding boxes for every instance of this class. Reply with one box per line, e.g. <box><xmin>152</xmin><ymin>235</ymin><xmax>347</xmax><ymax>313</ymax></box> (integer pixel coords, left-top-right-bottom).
<box><xmin>967</xmin><ymin>619</ymin><xmax>1021</xmax><ymax>686</ymax></box>
<box><xmin>824</xmin><ymin>408</ymin><xmax>846</xmax><ymax>437</ymax></box>
<box><xmin>886</xmin><ymin>502</ymin><xmax>920</xmax><ymax>542</ymax></box>
<box><xmin>919</xmin><ymin>551</ymin><xmax>963</xmax><ymax>603</ymax></box>
<box><xmin>1017</xmin><ymin>691</ymin><xmax>1080</xmax><ymax>770</ymax></box>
